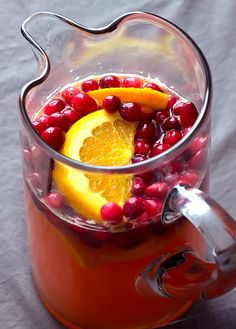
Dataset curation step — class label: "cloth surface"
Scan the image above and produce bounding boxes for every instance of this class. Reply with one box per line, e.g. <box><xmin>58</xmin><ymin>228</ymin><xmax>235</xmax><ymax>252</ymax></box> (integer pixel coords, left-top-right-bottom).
<box><xmin>0</xmin><ymin>0</ymin><xmax>236</xmax><ymax>328</ymax></box>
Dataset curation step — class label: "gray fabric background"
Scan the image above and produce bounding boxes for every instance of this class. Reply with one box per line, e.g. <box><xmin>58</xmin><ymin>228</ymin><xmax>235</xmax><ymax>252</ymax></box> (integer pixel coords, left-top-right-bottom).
<box><xmin>1</xmin><ymin>0</ymin><xmax>236</xmax><ymax>328</ymax></box>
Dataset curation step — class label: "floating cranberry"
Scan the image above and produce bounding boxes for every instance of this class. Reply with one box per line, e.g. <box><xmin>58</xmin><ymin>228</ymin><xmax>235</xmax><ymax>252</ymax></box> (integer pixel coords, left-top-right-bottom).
<box><xmin>167</xmin><ymin>95</ymin><xmax>178</xmax><ymax>110</ymax></box>
<box><xmin>44</xmin><ymin>98</ymin><xmax>65</xmax><ymax>115</ymax></box>
<box><xmin>62</xmin><ymin>87</ymin><xmax>80</xmax><ymax>105</ymax></box>
<box><xmin>123</xmin><ymin>197</ymin><xmax>145</xmax><ymax>220</ymax></box>
<box><xmin>134</xmin><ymin>140</ymin><xmax>150</xmax><ymax>156</ymax></box>
<box><xmin>143</xmin><ymin>82</ymin><xmax>163</xmax><ymax>92</ymax></box>
<box><xmin>102</xmin><ymin>95</ymin><xmax>121</xmax><ymax>113</ymax></box>
<box><xmin>48</xmin><ymin>112</ymin><xmax>70</xmax><ymax>132</ymax></box>
<box><xmin>145</xmin><ymin>199</ymin><xmax>162</xmax><ymax>219</ymax></box>
<box><xmin>163</xmin><ymin>130</ymin><xmax>182</xmax><ymax>146</ymax></box>
<box><xmin>101</xmin><ymin>202</ymin><xmax>123</xmax><ymax>226</ymax></box>
<box><xmin>72</xmin><ymin>92</ymin><xmax>98</xmax><ymax>116</ymax></box>
<box><xmin>145</xmin><ymin>182</ymin><xmax>168</xmax><ymax>199</ymax></box>
<box><xmin>179</xmin><ymin>170</ymin><xmax>198</xmax><ymax>187</ymax></box>
<box><xmin>81</xmin><ymin>79</ymin><xmax>99</xmax><ymax>92</ymax></box>
<box><xmin>44</xmin><ymin>191</ymin><xmax>65</xmax><ymax>208</ymax></box>
<box><xmin>150</xmin><ymin>143</ymin><xmax>170</xmax><ymax>157</ymax></box>
<box><xmin>163</xmin><ymin>116</ymin><xmax>180</xmax><ymax>130</ymax></box>
<box><xmin>131</xmin><ymin>154</ymin><xmax>147</xmax><ymax>163</ymax></box>
<box><xmin>135</xmin><ymin>121</ymin><xmax>156</xmax><ymax>141</ymax></box>
<box><xmin>32</xmin><ymin>115</ymin><xmax>50</xmax><ymax>134</ymax></box>
<box><xmin>99</xmin><ymin>75</ymin><xmax>120</xmax><ymax>88</ymax></box>
<box><xmin>131</xmin><ymin>177</ymin><xmax>147</xmax><ymax>195</ymax></box>
<box><xmin>41</xmin><ymin>127</ymin><xmax>65</xmax><ymax>150</ymax></box>
<box><xmin>61</xmin><ymin>107</ymin><xmax>80</xmax><ymax>124</ymax></box>
<box><xmin>122</xmin><ymin>76</ymin><xmax>142</xmax><ymax>88</ymax></box>
<box><xmin>119</xmin><ymin>102</ymin><xmax>142</xmax><ymax>122</ymax></box>
<box><xmin>153</xmin><ymin>110</ymin><xmax>169</xmax><ymax>124</ymax></box>
<box><xmin>178</xmin><ymin>102</ymin><xmax>198</xmax><ymax>127</ymax></box>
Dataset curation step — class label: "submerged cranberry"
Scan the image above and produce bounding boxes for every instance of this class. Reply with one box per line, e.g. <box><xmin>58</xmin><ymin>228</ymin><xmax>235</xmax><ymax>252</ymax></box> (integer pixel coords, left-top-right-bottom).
<box><xmin>135</xmin><ymin>122</ymin><xmax>156</xmax><ymax>141</ymax></box>
<box><xmin>99</xmin><ymin>75</ymin><xmax>120</xmax><ymax>88</ymax></box>
<box><xmin>145</xmin><ymin>182</ymin><xmax>168</xmax><ymax>199</ymax></box>
<box><xmin>134</xmin><ymin>140</ymin><xmax>150</xmax><ymax>156</ymax></box>
<box><xmin>48</xmin><ymin>112</ymin><xmax>70</xmax><ymax>132</ymax></box>
<box><xmin>143</xmin><ymin>82</ymin><xmax>163</xmax><ymax>92</ymax></box>
<box><xmin>150</xmin><ymin>143</ymin><xmax>170</xmax><ymax>157</ymax></box>
<box><xmin>81</xmin><ymin>79</ymin><xmax>99</xmax><ymax>92</ymax></box>
<box><xmin>41</xmin><ymin>127</ymin><xmax>65</xmax><ymax>150</ymax></box>
<box><xmin>163</xmin><ymin>130</ymin><xmax>182</xmax><ymax>146</ymax></box>
<box><xmin>44</xmin><ymin>98</ymin><xmax>65</xmax><ymax>115</ymax></box>
<box><xmin>123</xmin><ymin>197</ymin><xmax>145</xmax><ymax>219</ymax></box>
<box><xmin>101</xmin><ymin>202</ymin><xmax>123</xmax><ymax>226</ymax></box>
<box><xmin>178</xmin><ymin>102</ymin><xmax>198</xmax><ymax>127</ymax></box>
<box><xmin>145</xmin><ymin>199</ymin><xmax>162</xmax><ymax>219</ymax></box>
<box><xmin>163</xmin><ymin>117</ymin><xmax>180</xmax><ymax>130</ymax></box>
<box><xmin>119</xmin><ymin>102</ymin><xmax>142</xmax><ymax>122</ymax></box>
<box><xmin>189</xmin><ymin>150</ymin><xmax>207</xmax><ymax>171</ymax></box>
<box><xmin>179</xmin><ymin>170</ymin><xmax>198</xmax><ymax>187</ymax></box>
<box><xmin>131</xmin><ymin>177</ymin><xmax>147</xmax><ymax>196</ymax></box>
<box><xmin>102</xmin><ymin>95</ymin><xmax>121</xmax><ymax>113</ymax></box>
<box><xmin>44</xmin><ymin>191</ymin><xmax>65</xmax><ymax>208</ymax></box>
<box><xmin>62</xmin><ymin>87</ymin><xmax>80</xmax><ymax>105</ymax></box>
<box><xmin>72</xmin><ymin>92</ymin><xmax>98</xmax><ymax>116</ymax></box>
<box><xmin>122</xmin><ymin>77</ymin><xmax>142</xmax><ymax>88</ymax></box>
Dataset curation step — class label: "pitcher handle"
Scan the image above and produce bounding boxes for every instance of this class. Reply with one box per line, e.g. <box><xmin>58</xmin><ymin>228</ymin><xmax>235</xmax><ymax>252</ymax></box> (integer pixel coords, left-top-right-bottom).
<box><xmin>136</xmin><ymin>184</ymin><xmax>236</xmax><ymax>300</ymax></box>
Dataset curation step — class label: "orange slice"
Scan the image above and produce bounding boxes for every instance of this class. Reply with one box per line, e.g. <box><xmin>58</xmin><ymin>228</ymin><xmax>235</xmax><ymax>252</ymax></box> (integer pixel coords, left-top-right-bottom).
<box><xmin>87</xmin><ymin>87</ymin><xmax>168</xmax><ymax>110</ymax></box>
<box><xmin>53</xmin><ymin>110</ymin><xmax>137</xmax><ymax>223</ymax></box>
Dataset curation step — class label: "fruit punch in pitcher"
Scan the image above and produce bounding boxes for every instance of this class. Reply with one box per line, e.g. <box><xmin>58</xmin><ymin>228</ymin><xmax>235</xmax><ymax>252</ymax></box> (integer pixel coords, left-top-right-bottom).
<box><xmin>20</xmin><ymin>11</ymin><xmax>236</xmax><ymax>329</ymax></box>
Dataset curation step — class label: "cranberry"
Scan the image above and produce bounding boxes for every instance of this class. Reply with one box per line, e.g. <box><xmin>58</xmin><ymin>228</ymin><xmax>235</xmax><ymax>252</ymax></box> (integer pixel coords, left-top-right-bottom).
<box><xmin>189</xmin><ymin>135</ymin><xmax>208</xmax><ymax>155</ymax></box>
<box><xmin>182</xmin><ymin>127</ymin><xmax>192</xmax><ymax>136</ymax></box>
<box><xmin>150</xmin><ymin>143</ymin><xmax>170</xmax><ymax>157</ymax></box>
<box><xmin>189</xmin><ymin>150</ymin><xmax>207</xmax><ymax>171</ymax></box>
<box><xmin>164</xmin><ymin>172</ymin><xmax>180</xmax><ymax>187</ymax></box>
<box><xmin>145</xmin><ymin>182</ymin><xmax>168</xmax><ymax>199</ymax></box>
<box><xmin>135</xmin><ymin>122</ymin><xmax>156</xmax><ymax>141</ymax></box>
<box><xmin>143</xmin><ymin>82</ymin><xmax>163</xmax><ymax>92</ymax></box>
<box><xmin>163</xmin><ymin>130</ymin><xmax>182</xmax><ymax>146</ymax></box>
<box><xmin>44</xmin><ymin>98</ymin><xmax>65</xmax><ymax>115</ymax></box>
<box><xmin>62</xmin><ymin>87</ymin><xmax>80</xmax><ymax>105</ymax></box>
<box><xmin>178</xmin><ymin>102</ymin><xmax>198</xmax><ymax>127</ymax></box>
<box><xmin>179</xmin><ymin>170</ymin><xmax>198</xmax><ymax>187</ymax></box>
<box><xmin>44</xmin><ymin>191</ymin><xmax>65</xmax><ymax>208</ymax></box>
<box><xmin>72</xmin><ymin>92</ymin><xmax>98</xmax><ymax>116</ymax></box>
<box><xmin>123</xmin><ymin>197</ymin><xmax>145</xmax><ymax>219</ymax></box>
<box><xmin>48</xmin><ymin>112</ymin><xmax>70</xmax><ymax>132</ymax></box>
<box><xmin>122</xmin><ymin>77</ymin><xmax>142</xmax><ymax>88</ymax></box>
<box><xmin>41</xmin><ymin>127</ymin><xmax>65</xmax><ymax>150</ymax></box>
<box><xmin>61</xmin><ymin>107</ymin><xmax>80</xmax><ymax>124</ymax></box>
<box><xmin>171</xmin><ymin>156</ymin><xmax>186</xmax><ymax>174</ymax></box>
<box><xmin>81</xmin><ymin>79</ymin><xmax>99</xmax><ymax>92</ymax></box>
<box><xmin>99</xmin><ymin>75</ymin><xmax>120</xmax><ymax>88</ymax></box>
<box><xmin>140</xmin><ymin>109</ymin><xmax>155</xmax><ymax>121</ymax></box>
<box><xmin>134</xmin><ymin>140</ymin><xmax>150</xmax><ymax>156</ymax></box>
<box><xmin>163</xmin><ymin>117</ymin><xmax>180</xmax><ymax>130</ymax></box>
<box><xmin>131</xmin><ymin>177</ymin><xmax>147</xmax><ymax>195</ymax></box>
<box><xmin>153</xmin><ymin>110</ymin><xmax>169</xmax><ymax>124</ymax></box>
<box><xmin>102</xmin><ymin>95</ymin><xmax>121</xmax><ymax>113</ymax></box>
<box><xmin>145</xmin><ymin>199</ymin><xmax>162</xmax><ymax>219</ymax></box>
<box><xmin>32</xmin><ymin>115</ymin><xmax>50</xmax><ymax>134</ymax></box>
<box><xmin>119</xmin><ymin>102</ymin><xmax>142</xmax><ymax>122</ymax></box>
<box><xmin>136</xmin><ymin>212</ymin><xmax>151</xmax><ymax>225</ymax></box>
<box><xmin>131</xmin><ymin>154</ymin><xmax>147</xmax><ymax>163</ymax></box>
<box><xmin>100</xmin><ymin>202</ymin><xmax>123</xmax><ymax>226</ymax></box>
<box><xmin>167</xmin><ymin>95</ymin><xmax>178</xmax><ymax>110</ymax></box>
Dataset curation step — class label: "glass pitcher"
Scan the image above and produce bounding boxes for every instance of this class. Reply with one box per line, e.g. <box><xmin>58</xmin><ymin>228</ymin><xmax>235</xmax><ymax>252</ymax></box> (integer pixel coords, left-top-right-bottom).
<box><xmin>19</xmin><ymin>11</ymin><xmax>236</xmax><ymax>329</ymax></box>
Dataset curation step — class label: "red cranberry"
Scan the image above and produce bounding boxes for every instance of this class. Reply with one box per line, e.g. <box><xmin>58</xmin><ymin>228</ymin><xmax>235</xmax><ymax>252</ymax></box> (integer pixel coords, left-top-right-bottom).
<box><xmin>150</xmin><ymin>143</ymin><xmax>170</xmax><ymax>157</ymax></box>
<box><xmin>41</xmin><ymin>127</ymin><xmax>65</xmax><ymax>150</ymax></box>
<box><xmin>153</xmin><ymin>110</ymin><xmax>169</xmax><ymax>124</ymax></box>
<box><xmin>140</xmin><ymin>109</ymin><xmax>154</xmax><ymax>121</ymax></box>
<box><xmin>163</xmin><ymin>130</ymin><xmax>182</xmax><ymax>146</ymax></box>
<box><xmin>44</xmin><ymin>98</ymin><xmax>65</xmax><ymax>115</ymax></box>
<box><xmin>167</xmin><ymin>95</ymin><xmax>178</xmax><ymax>110</ymax></box>
<box><xmin>123</xmin><ymin>197</ymin><xmax>145</xmax><ymax>219</ymax></box>
<box><xmin>182</xmin><ymin>127</ymin><xmax>192</xmax><ymax>136</ymax></box>
<box><xmin>99</xmin><ymin>75</ymin><xmax>120</xmax><ymax>88</ymax></box>
<box><xmin>131</xmin><ymin>154</ymin><xmax>147</xmax><ymax>163</ymax></box>
<box><xmin>135</xmin><ymin>122</ymin><xmax>156</xmax><ymax>141</ymax></box>
<box><xmin>163</xmin><ymin>116</ymin><xmax>180</xmax><ymax>130</ymax></box>
<box><xmin>102</xmin><ymin>95</ymin><xmax>121</xmax><ymax>113</ymax></box>
<box><xmin>122</xmin><ymin>77</ymin><xmax>142</xmax><ymax>88</ymax></box>
<box><xmin>32</xmin><ymin>115</ymin><xmax>50</xmax><ymax>134</ymax></box>
<box><xmin>134</xmin><ymin>140</ymin><xmax>150</xmax><ymax>156</ymax></box>
<box><xmin>189</xmin><ymin>150</ymin><xmax>207</xmax><ymax>171</ymax></box>
<box><xmin>171</xmin><ymin>156</ymin><xmax>186</xmax><ymax>173</ymax></box>
<box><xmin>145</xmin><ymin>182</ymin><xmax>168</xmax><ymax>199</ymax></box>
<box><xmin>119</xmin><ymin>102</ymin><xmax>142</xmax><ymax>122</ymax></box>
<box><xmin>143</xmin><ymin>82</ymin><xmax>163</xmax><ymax>92</ymax></box>
<box><xmin>145</xmin><ymin>199</ymin><xmax>162</xmax><ymax>219</ymax></box>
<box><xmin>189</xmin><ymin>135</ymin><xmax>208</xmax><ymax>155</ymax></box>
<box><xmin>136</xmin><ymin>212</ymin><xmax>151</xmax><ymax>225</ymax></box>
<box><xmin>131</xmin><ymin>177</ymin><xmax>147</xmax><ymax>195</ymax></box>
<box><xmin>164</xmin><ymin>172</ymin><xmax>180</xmax><ymax>187</ymax></box>
<box><xmin>48</xmin><ymin>112</ymin><xmax>70</xmax><ymax>132</ymax></box>
<box><xmin>61</xmin><ymin>107</ymin><xmax>80</xmax><ymax>124</ymax></box>
<box><xmin>44</xmin><ymin>191</ymin><xmax>65</xmax><ymax>208</ymax></box>
<box><xmin>178</xmin><ymin>102</ymin><xmax>199</xmax><ymax>127</ymax></box>
<box><xmin>81</xmin><ymin>79</ymin><xmax>99</xmax><ymax>92</ymax></box>
<box><xmin>100</xmin><ymin>202</ymin><xmax>123</xmax><ymax>226</ymax></box>
<box><xmin>179</xmin><ymin>170</ymin><xmax>198</xmax><ymax>187</ymax></box>
<box><xmin>72</xmin><ymin>92</ymin><xmax>98</xmax><ymax>116</ymax></box>
<box><xmin>62</xmin><ymin>87</ymin><xmax>80</xmax><ymax>105</ymax></box>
